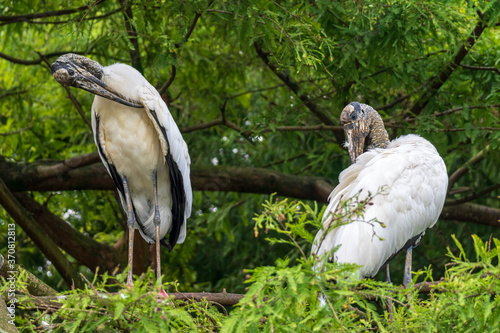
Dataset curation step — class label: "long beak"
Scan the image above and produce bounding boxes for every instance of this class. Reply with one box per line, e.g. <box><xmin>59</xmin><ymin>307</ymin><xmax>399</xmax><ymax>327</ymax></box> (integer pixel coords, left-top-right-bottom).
<box><xmin>343</xmin><ymin>121</ymin><xmax>366</xmax><ymax>164</ymax></box>
<box><xmin>51</xmin><ymin>59</ymin><xmax>143</xmax><ymax>109</ymax></box>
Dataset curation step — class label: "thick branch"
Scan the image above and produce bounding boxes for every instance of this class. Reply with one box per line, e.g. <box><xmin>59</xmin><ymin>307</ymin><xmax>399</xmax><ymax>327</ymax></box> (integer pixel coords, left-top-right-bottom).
<box><xmin>410</xmin><ymin>16</ymin><xmax>488</xmax><ymax>115</ymax></box>
<box><xmin>13</xmin><ymin>192</ymin><xmax>121</xmax><ymax>274</ymax></box>
<box><xmin>441</xmin><ymin>203</ymin><xmax>500</xmax><ymax>227</ymax></box>
<box><xmin>19</xmin><ymin>291</ymin><xmax>244</xmax><ymax>309</ymax></box>
<box><xmin>0</xmin><ymin>176</ymin><xmax>84</xmax><ymax>289</ymax></box>
<box><xmin>1</xmin><ymin>155</ymin><xmax>499</xmax><ymax>226</ymax></box>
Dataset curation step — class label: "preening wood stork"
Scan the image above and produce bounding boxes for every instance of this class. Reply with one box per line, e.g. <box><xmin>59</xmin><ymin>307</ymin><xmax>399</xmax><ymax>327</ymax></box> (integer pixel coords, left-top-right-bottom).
<box><xmin>312</xmin><ymin>102</ymin><xmax>447</xmax><ymax>286</ymax></box>
<box><xmin>51</xmin><ymin>54</ymin><xmax>192</xmax><ymax>290</ymax></box>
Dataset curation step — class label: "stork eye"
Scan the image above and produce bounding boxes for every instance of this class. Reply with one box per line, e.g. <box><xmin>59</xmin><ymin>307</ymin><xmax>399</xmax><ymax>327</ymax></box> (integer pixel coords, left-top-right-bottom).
<box><xmin>67</xmin><ymin>68</ymin><xmax>75</xmax><ymax>76</ymax></box>
<box><xmin>350</xmin><ymin>112</ymin><xmax>357</xmax><ymax>120</ymax></box>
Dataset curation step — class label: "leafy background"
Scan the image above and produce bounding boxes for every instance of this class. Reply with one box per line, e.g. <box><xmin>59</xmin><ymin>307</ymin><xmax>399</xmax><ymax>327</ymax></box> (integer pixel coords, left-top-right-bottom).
<box><xmin>0</xmin><ymin>0</ymin><xmax>499</xmax><ymax>330</ymax></box>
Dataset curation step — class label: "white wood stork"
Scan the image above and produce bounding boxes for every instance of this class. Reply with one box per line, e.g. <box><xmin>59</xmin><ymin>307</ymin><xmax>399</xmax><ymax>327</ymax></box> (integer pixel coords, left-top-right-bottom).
<box><xmin>312</xmin><ymin>102</ymin><xmax>447</xmax><ymax>286</ymax></box>
<box><xmin>51</xmin><ymin>54</ymin><xmax>192</xmax><ymax>291</ymax></box>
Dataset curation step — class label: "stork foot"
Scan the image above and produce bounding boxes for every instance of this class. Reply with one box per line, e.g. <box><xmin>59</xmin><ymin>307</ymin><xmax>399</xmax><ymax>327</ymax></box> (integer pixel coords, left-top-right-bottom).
<box><xmin>157</xmin><ymin>288</ymin><xmax>170</xmax><ymax>299</ymax></box>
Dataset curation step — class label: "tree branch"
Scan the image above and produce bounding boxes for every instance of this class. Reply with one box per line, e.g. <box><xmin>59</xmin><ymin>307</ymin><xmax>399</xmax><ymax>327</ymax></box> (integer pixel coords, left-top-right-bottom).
<box><xmin>410</xmin><ymin>15</ymin><xmax>488</xmax><ymax>115</ymax></box>
<box><xmin>459</xmin><ymin>64</ymin><xmax>500</xmax><ymax>75</ymax></box>
<box><xmin>433</xmin><ymin>104</ymin><xmax>500</xmax><ymax>117</ymax></box>
<box><xmin>441</xmin><ymin>203</ymin><xmax>500</xmax><ymax>228</ymax></box>
<box><xmin>446</xmin><ymin>183</ymin><xmax>500</xmax><ymax>206</ymax></box>
<box><xmin>0</xmin><ymin>0</ymin><xmax>107</xmax><ymax>23</ymax></box>
<box><xmin>19</xmin><ymin>291</ymin><xmax>244</xmax><ymax>309</ymax></box>
<box><xmin>1</xmin><ymin>154</ymin><xmax>499</xmax><ymax>227</ymax></box>
<box><xmin>0</xmin><ymin>51</ymin><xmax>76</xmax><ymax>66</ymax></box>
<box><xmin>0</xmin><ymin>176</ymin><xmax>84</xmax><ymax>289</ymax></box>
<box><xmin>13</xmin><ymin>192</ymin><xmax>121</xmax><ymax>274</ymax></box>
<box><xmin>2</xmin><ymin>7</ymin><xmax>122</xmax><ymax>26</ymax></box>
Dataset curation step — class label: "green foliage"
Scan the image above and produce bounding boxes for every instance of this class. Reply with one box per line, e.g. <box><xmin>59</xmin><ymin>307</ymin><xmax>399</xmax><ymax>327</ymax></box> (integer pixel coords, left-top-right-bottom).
<box><xmin>5</xmin><ymin>199</ymin><xmax>499</xmax><ymax>331</ymax></box>
<box><xmin>0</xmin><ymin>1</ymin><xmax>499</xmax><ymax>330</ymax></box>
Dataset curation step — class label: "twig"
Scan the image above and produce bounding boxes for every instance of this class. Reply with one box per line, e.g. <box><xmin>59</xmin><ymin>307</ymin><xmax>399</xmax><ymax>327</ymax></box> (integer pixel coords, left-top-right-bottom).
<box><xmin>446</xmin><ymin>183</ymin><xmax>500</xmax><ymax>206</ymax></box>
<box><xmin>158</xmin><ymin>65</ymin><xmax>176</xmax><ymax>95</ymax></box>
<box><xmin>460</xmin><ymin>64</ymin><xmax>500</xmax><ymax>75</ymax></box>
<box><xmin>433</xmin><ymin>104</ymin><xmax>500</xmax><ymax>117</ymax></box>
<box><xmin>181</xmin><ymin>119</ymin><xmax>224</xmax><ymax>133</ymax></box>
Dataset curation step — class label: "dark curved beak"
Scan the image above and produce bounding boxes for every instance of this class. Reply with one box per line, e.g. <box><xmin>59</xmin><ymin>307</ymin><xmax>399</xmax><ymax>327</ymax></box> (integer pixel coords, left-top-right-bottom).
<box><xmin>51</xmin><ymin>55</ymin><xmax>143</xmax><ymax>108</ymax></box>
<box><xmin>343</xmin><ymin>121</ymin><xmax>366</xmax><ymax>164</ymax></box>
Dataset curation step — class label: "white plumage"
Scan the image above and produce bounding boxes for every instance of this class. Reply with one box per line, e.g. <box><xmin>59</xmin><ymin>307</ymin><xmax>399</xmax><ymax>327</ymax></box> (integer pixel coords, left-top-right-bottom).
<box><xmin>312</xmin><ymin>103</ymin><xmax>447</xmax><ymax>281</ymax></box>
<box><xmin>51</xmin><ymin>54</ymin><xmax>192</xmax><ymax>290</ymax></box>
<box><xmin>92</xmin><ymin>63</ymin><xmax>192</xmax><ymax>245</ymax></box>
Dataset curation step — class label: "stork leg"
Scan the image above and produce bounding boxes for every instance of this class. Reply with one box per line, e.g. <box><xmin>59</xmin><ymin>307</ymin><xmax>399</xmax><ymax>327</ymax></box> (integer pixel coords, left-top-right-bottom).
<box><xmin>122</xmin><ymin>176</ymin><xmax>135</xmax><ymax>288</ymax></box>
<box><xmin>385</xmin><ymin>263</ymin><xmax>392</xmax><ymax>284</ymax></box>
<box><xmin>403</xmin><ymin>245</ymin><xmax>413</xmax><ymax>288</ymax></box>
<box><xmin>153</xmin><ymin>170</ymin><xmax>168</xmax><ymax>298</ymax></box>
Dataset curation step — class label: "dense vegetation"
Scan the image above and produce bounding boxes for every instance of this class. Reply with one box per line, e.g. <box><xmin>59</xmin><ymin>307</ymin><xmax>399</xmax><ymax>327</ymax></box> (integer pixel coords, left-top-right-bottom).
<box><xmin>0</xmin><ymin>0</ymin><xmax>499</xmax><ymax>331</ymax></box>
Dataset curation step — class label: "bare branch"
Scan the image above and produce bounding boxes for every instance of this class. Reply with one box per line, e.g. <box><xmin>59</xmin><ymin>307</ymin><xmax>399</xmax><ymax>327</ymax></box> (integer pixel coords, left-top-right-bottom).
<box><xmin>7</xmin><ymin>7</ymin><xmax>122</xmax><ymax>26</ymax></box>
<box><xmin>35</xmin><ymin>152</ymin><xmax>101</xmax><ymax>179</ymax></box>
<box><xmin>441</xmin><ymin>202</ymin><xmax>500</xmax><ymax>227</ymax></box>
<box><xmin>460</xmin><ymin>64</ymin><xmax>500</xmax><ymax>75</ymax></box>
<box><xmin>446</xmin><ymin>183</ymin><xmax>500</xmax><ymax>206</ymax></box>
<box><xmin>181</xmin><ymin>119</ymin><xmax>224</xmax><ymax>133</ymax></box>
<box><xmin>158</xmin><ymin>65</ymin><xmax>176</xmax><ymax>95</ymax></box>
<box><xmin>433</xmin><ymin>104</ymin><xmax>500</xmax><ymax>117</ymax></box>
<box><xmin>0</xmin><ymin>51</ymin><xmax>74</xmax><ymax>66</ymax></box>
<box><xmin>0</xmin><ymin>0</ymin><xmax>107</xmax><ymax>24</ymax></box>
<box><xmin>61</xmin><ymin>86</ymin><xmax>93</xmax><ymax>128</ymax></box>
<box><xmin>1</xmin><ymin>155</ymin><xmax>499</xmax><ymax>227</ymax></box>
<box><xmin>20</xmin><ymin>290</ymin><xmax>244</xmax><ymax>309</ymax></box>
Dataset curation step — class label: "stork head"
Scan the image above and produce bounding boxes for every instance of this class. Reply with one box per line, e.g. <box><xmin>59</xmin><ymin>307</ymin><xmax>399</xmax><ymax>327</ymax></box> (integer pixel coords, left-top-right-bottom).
<box><xmin>340</xmin><ymin>102</ymin><xmax>389</xmax><ymax>163</ymax></box>
<box><xmin>51</xmin><ymin>53</ymin><xmax>143</xmax><ymax>108</ymax></box>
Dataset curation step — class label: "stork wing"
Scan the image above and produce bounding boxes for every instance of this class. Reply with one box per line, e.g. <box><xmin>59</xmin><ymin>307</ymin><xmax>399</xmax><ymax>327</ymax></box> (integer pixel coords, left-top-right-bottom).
<box><xmin>140</xmin><ymin>86</ymin><xmax>192</xmax><ymax>249</ymax></box>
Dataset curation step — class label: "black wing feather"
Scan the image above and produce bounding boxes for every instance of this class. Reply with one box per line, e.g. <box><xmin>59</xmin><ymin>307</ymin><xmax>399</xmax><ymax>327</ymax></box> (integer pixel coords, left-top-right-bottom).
<box><xmin>149</xmin><ymin>109</ymin><xmax>186</xmax><ymax>251</ymax></box>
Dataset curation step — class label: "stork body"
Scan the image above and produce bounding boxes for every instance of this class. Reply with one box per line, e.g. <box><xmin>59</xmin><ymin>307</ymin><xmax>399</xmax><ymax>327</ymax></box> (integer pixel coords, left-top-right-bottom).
<box><xmin>51</xmin><ymin>54</ymin><xmax>192</xmax><ymax>289</ymax></box>
<box><xmin>312</xmin><ymin>102</ymin><xmax>447</xmax><ymax>283</ymax></box>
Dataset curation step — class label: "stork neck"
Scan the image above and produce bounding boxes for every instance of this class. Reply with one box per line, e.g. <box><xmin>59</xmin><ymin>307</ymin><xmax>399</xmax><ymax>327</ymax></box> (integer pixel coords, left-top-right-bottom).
<box><xmin>367</xmin><ymin>110</ymin><xmax>389</xmax><ymax>149</ymax></box>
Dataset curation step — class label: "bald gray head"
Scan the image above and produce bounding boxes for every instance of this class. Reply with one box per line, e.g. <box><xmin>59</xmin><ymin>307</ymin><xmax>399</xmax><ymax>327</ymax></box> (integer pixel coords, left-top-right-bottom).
<box><xmin>51</xmin><ymin>53</ymin><xmax>142</xmax><ymax>108</ymax></box>
<box><xmin>340</xmin><ymin>102</ymin><xmax>389</xmax><ymax>163</ymax></box>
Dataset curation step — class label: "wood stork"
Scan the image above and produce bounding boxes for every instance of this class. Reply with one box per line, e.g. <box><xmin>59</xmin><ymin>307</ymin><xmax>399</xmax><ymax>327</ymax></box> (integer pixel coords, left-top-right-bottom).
<box><xmin>312</xmin><ymin>102</ymin><xmax>447</xmax><ymax>286</ymax></box>
<box><xmin>51</xmin><ymin>54</ymin><xmax>192</xmax><ymax>291</ymax></box>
